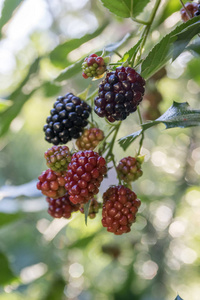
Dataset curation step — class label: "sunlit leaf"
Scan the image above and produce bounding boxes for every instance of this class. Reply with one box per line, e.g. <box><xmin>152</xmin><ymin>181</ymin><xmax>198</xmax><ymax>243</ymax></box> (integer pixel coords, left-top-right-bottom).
<box><xmin>100</xmin><ymin>0</ymin><xmax>150</xmax><ymax>18</ymax></box>
<box><xmin>0</xmin><ymin>0</ymin><xmax>23</xmax><ymax>39</ymax></box>
<box><xmin>54</xmin><ymin>59</ymin><xmax>83</xmax><ymax>82</ymax></box>
<box><xmin>0</xmin><ymin>99</ymin><xmax>12</xmax><ymax>112</ymax></box>
<box><xmin>119</xmin><ymin>101</ymin><xmax>200</xmax><ymax>150</ymax></box>
<box><xmin>141</xmin><ymin>17</ymin><xmax>200</xmax><ymax>79</ymax></box>
<box><xmin>0</xmin><ymin>252</ymin><xmax>17</xmax><ymax>285</ymax></box>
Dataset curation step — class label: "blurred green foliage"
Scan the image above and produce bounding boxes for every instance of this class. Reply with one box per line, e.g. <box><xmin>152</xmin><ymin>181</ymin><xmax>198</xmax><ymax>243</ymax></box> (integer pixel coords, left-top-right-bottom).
<box><xmin>0</xmin><ymin>0</ymin><xmax>200</xmax><ymax>300</ymax></box>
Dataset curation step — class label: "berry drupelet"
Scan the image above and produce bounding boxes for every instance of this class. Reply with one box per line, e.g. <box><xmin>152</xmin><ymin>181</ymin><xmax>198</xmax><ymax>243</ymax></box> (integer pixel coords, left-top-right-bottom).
<box><xmin>43</xmin><ymin>93</ymin><xmax>91</xmax><ymax>145</ymax></box>
<box><xmin>102</xmin><ymin>185</ymin><xmax>141</xmax><ymax>235</ymax></box>
<box><xmin>76</xmin><ymin>128</ymin><xmax>104</xmax><ymax>150</ymax></box>
<box><xmin>82</xmin><ymin>54</ymin><xmax>107</xmax><ymax>79</ymax></box>
<box><xmin>44</xmin><ymin>145</ymin><xmax>72</xmax><ymax>172</ymax></box>
<box><xmin>94</xmin><ymin>66</ymin><xmax>145</xmax><ymax>122</ymax></box>
<box><xmin>64</xmin><ymin>150</ymin><xmax>107</xmax><ymax>204</ymax></box>
<box><xmin>117</xmin><ymin>156</ymin><xmax>143</xmax><ymax>183</ymax></box>
<box><xmin>46</xmin><ymin>192</ymin><xmax>79</xmax><ymax>218</ymax></box>
<box><xmin>180</xmin><ymin>2</ymin><xmax>199</xmax><ymax>21</ymax></box>
<box><xmin>36</xmin><ymin>169</ymin><xmax>66</xmax><ymax>198</ymax></box>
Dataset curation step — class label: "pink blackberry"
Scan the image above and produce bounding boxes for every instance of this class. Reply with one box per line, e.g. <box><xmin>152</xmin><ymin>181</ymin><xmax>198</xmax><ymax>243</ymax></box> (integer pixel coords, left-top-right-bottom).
<box><xmin>46</xmin><ymin>193</ymin><xmax>79</xmax><ymax>218</ymax></box>
<box><xmin>180</xmin><ymin>2</ymin><xmax>199</xmax><ymax>21</ymax></box>
<box><xmin>36</xmin><ymin>169</ymin><xmax>66</xmax><ymax>198</ymax></box>
<box><xmin>76</xmin><ymin>128</ymin><xmax>104</xmax><ymax>150</ymax></box>
<box><xmin>117</xmin><ymin>156</ymin><xmax>143</xmax><ymax>182</ymax></box>
<box><xmin>64</xmin><ymin>150</ymin><xmax>107</xmax><ymax>204</ymax></box>
<box><xmin>44</xmin><ymin>145</ymin><xmax>72</xmax><ymax>171</ymax></box>
<box><xmin>102</xmin><ymin>185</ymin><xmax>141</xmax><ymax>235</ymax></box>
<box><xmin>94</xmin><ymin>66</ymin><xmax>145</xmax><ymax>123</ymax></box>
<box><xmin>79</xmin><ymin>198</ymin><xmax>101</xmax><ymax>219</ymax></box>
<box><xmin>82</xmin><ymin>54</ymin><xmax>108</xmax><ymax>79</ymax></box>
<box><xmin>43</xmin><ymin>93</ymin><xmax>91</xmax><ymax>145</ymax></box>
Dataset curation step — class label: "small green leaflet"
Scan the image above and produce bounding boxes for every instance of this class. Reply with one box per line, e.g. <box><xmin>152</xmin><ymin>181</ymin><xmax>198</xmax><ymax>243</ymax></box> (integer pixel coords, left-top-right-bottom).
<box><xmin>175</xmin><ymin>295</ymin><xmax>183</xmax><ymax>300</ymax></box>
<box><xmin>141</xmin><ymin>17</ymin><xmax>200</xmax><ymax>79</ymax></box>
<box><xmin>0</xmin><ymin>252</ymin><xmax>17</xmax><ymax>285</ymax></box>
<box><xmin>118</xmin><ymin>38</ymin><xmax>143</xmax><ymax>63</ymax></box>
<box><xmin>100</xmin><ymin>0</ymin><xmax>150</xmax><ymax>18</ymax></box>
<box><xmin>118</xmin><ymin>102</ymin><xmax>200</xmax><ymax>151</ymax></box>
<box><xmin>84</xmin><ymin>199</ymin><xmax>91</xmax><ymax>226</ymax></box>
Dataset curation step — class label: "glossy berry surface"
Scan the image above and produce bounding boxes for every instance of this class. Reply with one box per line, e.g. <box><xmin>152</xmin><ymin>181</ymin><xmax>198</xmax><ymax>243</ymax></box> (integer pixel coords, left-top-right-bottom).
<box><xmin>79</xmin><ymin>198</ymin><xmax>101</xmax><ymax>219</ymax></box>
<box><xmin>36</xmin><ymin>169</ymin><xmax>67</xmax><ymax>198</ymax></box>
<box><xmin>117</xmin><ymin>156</ymin><xmax>143</xmax><ymax>182</ymax></box>
<box><xmin>102</xmin><ymin>185</ymin><xmax>141</xmax><ymax>235</ymax></box>
<box><xmin>44</xmin><ymin>145</ymin><xmax>72</xmax><ymax>171</ymax></box>
<box><xmin>46</xmin><ymin>193</ymin><xmax>79</xmax><ymax>218</ymax></box>
<box><xmin>43</xmin><ymin>93</ymin><xmax>91</xmax><ymax>145</ymax></box>
<box><xmin>64</xmin><ymin>150</ymin><xmax>107</xmax><ymax>204</ymax></box>
<box><xmin>82</xmin><ymin>54</ymin><xmax>107</xmax><ymax>78</ymax></box>
<box><xmin>94</xmin><ymin>67</ymin><xmax>145</xmax><ymax>122</ymax></box>
<box><xmin>76</xmin><ymin>128</ymin><xmax>104</xmax><ymax>150</ymax></box>
<box><xmin>180</xmin><ymin>2</ymin><xmax>199</xmax><ymax>22</ymax></box>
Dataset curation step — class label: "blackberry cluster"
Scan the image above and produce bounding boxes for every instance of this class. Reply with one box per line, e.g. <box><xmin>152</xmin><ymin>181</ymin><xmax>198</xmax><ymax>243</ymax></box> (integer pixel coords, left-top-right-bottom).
<box><xmin>36</xmin><ymin>169</ymin><xmax>66</xmax><ymax>198</ymax></box>
<box><xmin>46</xmin><ymin>193</ymin><xmax>79</xmax><ymax>218</ymax></box>
<box><xmin>94</xmin><ymin>66</ymin><xmax>145</xmax><ymax>123</ymax></box>
<box><xmin>82</xmin><ymin>54</ymin><xmax>107</xmax><ymax>79</ymax></box>
<box><xmin>44</xmin><ymin>145</ymin><xmax>71</xmax><ymax>171</ymax></box>
<box><xmin>64</xmin><ymin>150</ymin><xmax>107</xmax><ymax>204</ymax></box>
<box><xmin>102</xmin><ymin>185</ymin><xmax>141</xmax><ymax>235</ymax></box>
<box><xmin>80</xmin><ymin>198</ymin><xmax>101</xmax><ymax>219</ymax></box>
<box><xmin>43</xmin><ymin>93</ymin><xmax>91</xmax><ymax>145</ymax></box>
<box><xmin>117</xmin><ymin>156</ymin><xmax>143</xmax><ymax>183</ymax></box>
<box><xmin>180</xmin><ymin>2</ymin><xmax>199</xmax><ymax>21</ymax></box>
<box><xmin>76</xmin><ymin>128</ymin><xmax>104</xmax><ymax>150</ymax></box>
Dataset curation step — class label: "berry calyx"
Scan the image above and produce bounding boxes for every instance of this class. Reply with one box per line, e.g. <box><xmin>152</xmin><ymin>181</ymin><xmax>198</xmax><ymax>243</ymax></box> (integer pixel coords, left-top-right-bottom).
<box><xmin>79</xmin><ymin>198</ymin><xmax>101</xmax><ymax>219</ymax></box>
<box><xmin>94</xmin><ymin>67</ymin><xmax>145</xmax><ymax>122</ymax></box>
<box><xmin>44</xmin><ymin>145</ymin><xmax>72</xmax><ymax>171</ymax></box>
<box><xmin>102</xmin><ymin>185</ymin><xmax>141</xmax><ymax>235</ymax></box>
<box><xmin>76</xmin><ymin>128</ymin><xmax>104</xmax><ymax>150</ymax></box>
<box><xmin>117</xmin><ymin>156</ymin><xmax>144</xmax><ymax>183</ymax></box>
<box><xmin>46</xmin><ymin>193</ymin><xmax>79</xmax><ymax>218</ymax></box>
<box><xmin>36</xmin><ymin>169</ymin><xmax>67</xmax><ymax>198</ymax></box>
<box><xmin>43</xmin><ymin>93</ymin><xmax>91</xmax><ymax>145</ymax></box>
<box><xmin>64</xmin><ymin>150</ymin><xmax>107</xmax><ymax>204</ymax></box>
<box><xmin>82</xmin><ymin>54</ymin><xmax>108</xmax><ymax>79</ymax></box>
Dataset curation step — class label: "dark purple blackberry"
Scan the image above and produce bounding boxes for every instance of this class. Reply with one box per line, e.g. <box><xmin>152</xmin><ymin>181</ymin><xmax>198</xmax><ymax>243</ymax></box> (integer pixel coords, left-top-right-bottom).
<box><xmin>94</xmin><ymin>67</ymin><xmax>145</xmax><ymax>122</ymax></box>
<box><xmin>43</xmin><ymin>93</ymin><xmax>91</xmax><ymax>145</ymax></box>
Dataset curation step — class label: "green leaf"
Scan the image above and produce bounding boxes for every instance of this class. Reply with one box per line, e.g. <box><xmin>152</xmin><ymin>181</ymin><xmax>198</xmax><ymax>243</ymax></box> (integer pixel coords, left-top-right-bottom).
<box><xmin>42</xmin><ymin>81</ymin><xmax>61</xmax><ymax>97</ymax></box>
<box><xmin>119</xmin><ymin>102</ymin><xmax>200</xmax><ymax>150</ymax></box>
<box><xmin>0</xmin><ymin>0</ymin><xmax>23</xmax><ymax>39</ymax></box>
<box><xmin>119</xmin><ymin>38</ymin><xmax>143</xmax><ymax>63</ymax></box>
<box><xmin>50</xmin><ymin>23</ymin><xmax>108</xmax><ymax>67</ymax></box>
<box><xmin>54</xmin><ymin>59</ymin><xmax>83</xmax><ymax>82</ymax></box>
<box><xmin>68</xmin><ymin>231</ymin><xmax>99</xmax><ymax>249</ymax></box>
<box><xmin>0</xmin><ymin>252</ymin><xmax>17</xmax><ymax>285</ymax></box>
<box><xmin>156</xmin><ymin>1</ymin><xmax>181</xmax><ymax>26</ymax></box>
<box><xmin>84</xmin><ymin>199</ymin><xmax>91</xmax><ymax>226</ymax></box>
<box><xmin>0</xmin><ymin>57</ymin><xmax>40</xmax><ymax>137</ymax></box>
<box><xmin>141</xmin><ymin>17</ymin><xmax>200</xmax><ymax>79</ymax></box>
<box><xmin>42</xmin><ymin>277</ymin><xmax>66</xmax><ymax>300</ymax></box>
<box><xmin>175</xmin><ymin>296</ymin><xmax>183</xmax><ymax>300</ymax></box>
<box><xmin>187</xmin><ymin>58</ymin><xmax>200</xmax><ymax>84</ymax></box>
<box><xmin>186</xmin><ymin>39</ymin><xmax>200</xmax><ymax>56</ymax></box>
<box><xmin>0</xmin><ymin>99</ymin><xmax>12</xmax><ymax>112</ymax></box>
<box><xmin>100</xmin><ymin>0</ymin><xmax>150</xmax><ymax>18</ymax></box>
<box><xmin>0</xmin><ymin>212</ymin><xmax>22</xmax><ymax>229</ymax></box>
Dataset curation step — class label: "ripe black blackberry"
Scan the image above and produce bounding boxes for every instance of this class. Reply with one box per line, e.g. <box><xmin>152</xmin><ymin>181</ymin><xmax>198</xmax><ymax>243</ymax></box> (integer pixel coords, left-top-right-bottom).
<box><xmin>43</xmin><ymin>93</ymin><xmax>91</xmax><ymax>145</ymax></box>
<box><xmin>180</xmin><ymin>2</ymin><xmax>199</xmax><ymax>21</ymax></box>
<box><xmin>94</xmin><ymin>67</ymin><xmax>145</xmax><ymax>123</ymax></box>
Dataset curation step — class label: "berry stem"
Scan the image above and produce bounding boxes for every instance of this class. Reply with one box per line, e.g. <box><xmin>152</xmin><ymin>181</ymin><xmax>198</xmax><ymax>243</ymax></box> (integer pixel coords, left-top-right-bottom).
<box><xmin>179</xmin><ymin>0</ymin><xmax>193</xmax><ymax>19</ymax></box>
<box><xmin>131</xmin><ymin>18</ymin><xmax>150</xmax><ymax>25</ymax></box>
<box><xmin>137</xmin><ymin>106</ymin><xmax>144</xmax><ymax>155</ymax></box>
<box><xmin>114</xmin><ymin>51</ymin><xmax>122</xmax><ymax>58</ymax></box>
<box><xmin>105</xmin><ymin>121</ymin><xmax>121</xmax><ymax>160</ymax></box>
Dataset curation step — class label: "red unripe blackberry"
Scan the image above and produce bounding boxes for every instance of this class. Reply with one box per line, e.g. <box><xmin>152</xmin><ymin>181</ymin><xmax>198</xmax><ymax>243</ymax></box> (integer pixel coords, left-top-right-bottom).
<box><xmin>36</xmin><ymin>169</ymin><xmax>67</xmax><ymax>198</ymax></box>
<box><xmin>79</xmin><ymin>198</ymin><xmax>101</xmax><ymax>219</ymax></box>
<box><xmin>82</xmin><ymin>54</ymin><xmax>108</xmax><ymax>79</ymax></box>
<box><xmin>64</xmin><ymin>150</ymin><xmax>107</xmax><ymax>204</ymax></box>
<box><xmin>117</xmin><ymin>156</ymin><xmax>143</xmax><ymax>182</ymax></box>
<box><xmin>102</xmin><ymin>185</ymin><xmax>141</xmax><ymax>235</ymax></box>
<box><xmin>46</xmin><ymin>192</ymin><xmax>79</xmax><ymax>218</ymax></box>
<box><xmin>43</xmin><ymin>93</ymin><xmax>91</xmax><ymax>145</ymax></box>
<box><xmin>76</xmin><ymin>128</ymin><xmax>104</xmax><ymax>150</ymax></box>
<box><xmin>180</xmin><ymin>2</ymin><xmax>199</xmax><ymax>22</ymax></box>
<box><xmin>94</xmin><ymin>67</ymin><xmax>145</xmax><ymax>122</ymax></box>
<box><xmin>44</xmin><ymin>145</ymin><xmax>72</xmax><ymax>171</ymax></box>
